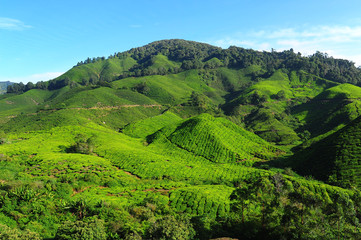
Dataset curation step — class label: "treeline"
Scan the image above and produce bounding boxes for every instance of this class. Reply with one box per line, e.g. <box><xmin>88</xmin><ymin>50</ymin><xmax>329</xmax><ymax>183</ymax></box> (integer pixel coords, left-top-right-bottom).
<box><xmin>81</xmin><ymin>39</ymin><xmax>361</xmax><ymax>85</ymax></box>
<box><xmin>7</xmin><ymin>39</ymin><xmax>361</xmax><ymax>94</ymax></box>
<box><xmin>6</xmin><ymin>79</ymin><xmax>77</xmax><ymax>93</ymax></box>
<box><xmin>6</xmin><ymin>77</ymin><xmax>111</xmax><ymax>94</ymax></box>
<box><xmin>7</xmin><ymin>81</ymin><xmax>48</xmax><ymax>93</ymax></box>
<box><xmin>123</xmin><ymin>39</ymin><xmax>361</xmax><ymax>84</ymax></box>
<box><xmin>75</xmin><ymin>51</ymin><xmax>129</xmax><ymax>66</ymax></box>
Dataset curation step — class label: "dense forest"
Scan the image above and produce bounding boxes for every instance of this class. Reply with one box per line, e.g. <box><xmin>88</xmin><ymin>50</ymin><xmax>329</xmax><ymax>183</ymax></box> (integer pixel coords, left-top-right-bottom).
<box><xmin>2</xmin><ymin>39</ymin><xmax>361</xmax><ymax>239</ymax></box>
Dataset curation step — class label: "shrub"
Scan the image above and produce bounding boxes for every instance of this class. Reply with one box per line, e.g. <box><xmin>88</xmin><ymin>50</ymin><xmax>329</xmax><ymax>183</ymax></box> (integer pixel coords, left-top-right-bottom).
<box><xmin>147</xmin><ymin>215</ymin><xmax>195</xmax><ymax>240</ymax></box>
<box><xmin>55</xmin><ymin>218</ymin><xmax>106</xmax><ymax>240</ymax></box>
<box><xmin>0</xmin><ymin>224</ymin><xmax>41</xmax><ymax>240</ymax></box>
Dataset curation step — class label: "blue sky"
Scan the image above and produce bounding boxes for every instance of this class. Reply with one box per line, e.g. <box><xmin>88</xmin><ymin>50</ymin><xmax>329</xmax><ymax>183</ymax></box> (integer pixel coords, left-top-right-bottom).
<box><xmin>1</xmin><ymin>0</ymin><xmax>361</xmax><ymax>83</ymax></box>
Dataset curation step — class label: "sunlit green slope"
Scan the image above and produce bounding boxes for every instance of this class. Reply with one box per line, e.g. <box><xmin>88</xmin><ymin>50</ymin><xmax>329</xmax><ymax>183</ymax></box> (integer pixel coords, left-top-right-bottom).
<box><xmin>0</xmin><ymin>89</ymin><xmax>53</xmax><ymax>120</ymax></box>
<box><xmin>223</xmin><ymin>70</ymin><xmax>338</xmax><ymax>145</ymax></box>
<box><xmin>293</xmin><ymin>83</ymin><xmax>361</xmax><ymax>146</ymax></box>
<box><xmin>122</xmin><ymin>111</ymin><xmax>182</xmax><ymax>138</ymax></box>
<box><xmin>54</xmin><ymin>55</ymin><xmax>137</xmax><ymax>84</ymax></box>
<box><xmin>148</xmin><ymin>113</ymin><xmax>281</xmax><ymax>163</ymax></box>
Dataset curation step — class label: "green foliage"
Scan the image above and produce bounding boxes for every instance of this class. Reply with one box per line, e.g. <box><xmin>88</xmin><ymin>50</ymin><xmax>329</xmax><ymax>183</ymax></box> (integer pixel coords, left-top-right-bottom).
<box><xmin>0</xmin><ymin>224</ymin><xmax>41</xmax><ymax>240</ymax></box>
<box><xmin>148</xmin><ymin>113</ymin><xmax>281</xmax><ymax>163</ymax></box>
<box><xmin>0</xmin><ymin>89</ymin><xmax>53</xmax><ymax>118</ymax></box>
<box><xmin>169</xmin><ymin>185</ymin><xmax>233</xmax><ymax>217</ymax></box>
<box><xmin>66</xmin><ymin>134</ymin><xmax>95</xmax><ymax>154</ymax></box>
<box><xmin>55</xmin><ymin>218</ymin><xmax>106</xmax><ymax>240</ymax></box>
<box><xmin>132</xmin><ymin>81</ymin><xmax>150</xmax><ymax>95</ymax></box>
<box><xmin>147</xmin><ymin>215</ymin><xmax>195</xmax><ymax>240</ymax></box>
<box><xmin>229</xmin><ymin>174</ymin><xmax>360</xmax><ymax>239</ymax></box>
<box><xmin>123</xmin><ymin>111</ymin><xmax>182</xmax><ymax>138</ymax></box>
<box><xmin>273</xmin><ymin>90</ymin><xmax>286</xmax><ymax>100</ymax></box>
<box><xmin>2</xmin><ymin>39</ymin><xmax>361</xmax><ymax>239</ymax></box>
<box><xmin>291</xmin><ymin>115</ymin><xmax>361</xmax><ymax>188</ymax></box>
<box><xmin>190</xmin><ymin>91</ymin><xmax>210</xmax><ymax>109</ymax></box>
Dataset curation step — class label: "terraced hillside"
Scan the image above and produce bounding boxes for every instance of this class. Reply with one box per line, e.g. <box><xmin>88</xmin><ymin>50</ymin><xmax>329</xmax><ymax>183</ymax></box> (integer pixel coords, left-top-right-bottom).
<box><xmin>290</xmin><ymin>83</ymin><xmax>361</xmax><ymax>150</ymax></box>
<box><xmin>291</xmin><ymin>115</ymin><xmax>361</xmax><ymax>188</ymax></box>
<box><xmin>148</xmin><ymin>113</ymin><xmax>281</xmax><ymax>163</ymax></box>
<box><xmin>2</xmin><ymin>40</ymin><xmax>361</xmax><ymax>239</ymax></box>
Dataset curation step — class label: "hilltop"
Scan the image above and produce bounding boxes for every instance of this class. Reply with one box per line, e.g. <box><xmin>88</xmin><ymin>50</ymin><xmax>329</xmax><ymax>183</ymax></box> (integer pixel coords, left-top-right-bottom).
<box><xmin>1</xmin><ymin>39</ymin><xmax>361</xmax><ymax>239</ymax></box>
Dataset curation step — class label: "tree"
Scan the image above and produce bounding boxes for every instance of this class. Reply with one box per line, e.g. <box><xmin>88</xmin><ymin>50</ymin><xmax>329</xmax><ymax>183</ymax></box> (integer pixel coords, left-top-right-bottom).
<box><xmin>25</xmin><ymin>82</ymin><xmax>34</xmax><ymax>91</ymax></box>
<box><xmin>274</xmin><ymin>90</ymin><xmax>286</xmax><ymax>100</ymax></box>
<box><xmin>190</xmin><ymin>91</ymin><xmax>208</xmax><ymax>109</ymax></box>
<box><xmin>250</xmin><ymin>91</ymin><xmax>267</xmax><ymax>105</ymax></box>
<box><xmin>147</xmin><ymin>215</ymin><xmax>195</xmax><ymax>240</ymax></box>
<box><xmin>133</xmin><ymin>82</ymin><xmax>150</xmax><ymax>94</ymax></box>
<box><xmin>0</xmin><ymin>224</ymin><xmax>41</xmax><ymax>240</ymax></box>
<box><xmin>55</xmin><ymin>218</ymin><xmax>106</xmax><ymax>240</ymax></box>
<box><xmin>66</xmin><ymin>134</ymin><xmax>95</xmax><ymax>155</ymax></box>
<box><xmin>35</xmin><ymin>81</ymin><xmax>47</xmax><ymax>90</ymax></box>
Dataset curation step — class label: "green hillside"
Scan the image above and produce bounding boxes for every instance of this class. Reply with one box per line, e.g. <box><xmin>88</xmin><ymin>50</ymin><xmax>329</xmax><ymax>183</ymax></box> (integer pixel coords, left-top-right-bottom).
<box><xmin>0</xmin><ymin>117</ymin><xmax>358</xmax><ymax>239</ymax></box>
<box><xmin>123</xmin><ymin>111</ymin><xmax>182</xmax><ymax>138</ymax></box>
<box><xmin>293</xmin><ymin>83</ymin><xmax>361</xmax><ymax>144</ymax></box>
<box><xmin>55</xmin><ymin>55</ymin><xmax>137</xmax><ymax>84</ymax></box>
<box><xmin>148</xmin><ymin>113</ymin><xmax>281</xmax><ymax>163</ymax></box>
<box><xmin>2</xmin><ymin>39</ymin><xmax>361</xmax><ymax>239</ymax></box>
<box><xmin>291</xmin><ymin>115</ymin><xmax>361</xmax><ymax>188</ymax></box>
<box><xmin>0</xmin><ymin>89</ymin><xmax>53</xmax><ymax>120</ymax></box>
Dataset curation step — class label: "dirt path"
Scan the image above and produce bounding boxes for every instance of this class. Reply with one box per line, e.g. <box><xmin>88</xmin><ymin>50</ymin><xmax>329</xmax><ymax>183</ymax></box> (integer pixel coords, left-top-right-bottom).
<box><xmin>70</xmin><ymin>104</ymin><xmax>162</xmax><ymax>110</ymax></box>
<box><xmin>123</xmin><ymin>170</ymin><xmax>141</xmax><ymax>180</ymax></box>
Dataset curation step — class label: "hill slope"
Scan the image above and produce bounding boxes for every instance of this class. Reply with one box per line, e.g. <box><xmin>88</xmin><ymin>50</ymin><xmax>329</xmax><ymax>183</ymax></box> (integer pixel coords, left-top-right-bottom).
<box><xmin>148</xmin><ymin>113</ymin><xmax>281</xmax><ymax>163</ymax></box>
<box><xmin>291</xmin><ymin>115</ymin><xmax>361</xmax><ymax>188</ymax></box>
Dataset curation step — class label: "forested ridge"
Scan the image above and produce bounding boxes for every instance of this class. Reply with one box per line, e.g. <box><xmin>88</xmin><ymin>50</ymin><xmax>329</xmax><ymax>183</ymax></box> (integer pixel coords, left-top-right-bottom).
<box><xmin>7</xmin><ymin>39</ymin><xmax>361</xmax><ymax>93</ymax></box>
<box><xmin>2</xmin><ymin>39</ymin><xmax>361</xmax><ymax>239</ymax></box>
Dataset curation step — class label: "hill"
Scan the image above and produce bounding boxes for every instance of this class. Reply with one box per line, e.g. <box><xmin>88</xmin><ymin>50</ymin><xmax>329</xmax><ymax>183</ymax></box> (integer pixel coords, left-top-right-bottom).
<box><xmin>290</xmin><ymin>115</ymin><xmax>361</xmax><ymax>188</ymax></box>
<box><xmin>292</xmin><ymin>83</ymin><xmax>361</xmax><ymax>147</ymax></box>
<box><xmin>5</xmin><ymin>40</ymin><xmax>361</xmax><ymax>147</ymax></box>
<box><xmin>1</xmin><ymin>39</ymin><xmax>361</xmax><ymax>239</ymax></box>
<box><xmin>148</xmin><ymin>113</ymin><xmax>281</xmax><ymax>163</ymax></box>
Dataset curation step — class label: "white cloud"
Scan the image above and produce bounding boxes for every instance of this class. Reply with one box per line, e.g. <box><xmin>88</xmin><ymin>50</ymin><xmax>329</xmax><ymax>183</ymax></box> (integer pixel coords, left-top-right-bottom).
<box><xmin>0</xmin><ymin>72</ymin><xmax>64</xmax><ymax>83</ymax></box>
<box><xmin>0</xmin><ymin>17</ymin><xmax>32</xmax><ymax>30</ymax></box>
<box><xmin>210</xmin><ymin>24</ymin><xmax>361</xmax><ymax>66</ymax></box>
<box><xmin>262</xmin><ymin>25</ymin><xmax>361</xmax><ymax>41</ymax></box>
<box><xmin>214</xmin><ymin>38</ymin><xmax>257</xmax><ymax>48</ymax></box>
<box><xmin>267</xmin><ymin>28</ymin><xmax>298</xmax><ymax>39</ymax></box>
<box><xmin>130</xmin><ymin>24</ymin><xmax>142</xmax><ymax>28</ymax></box>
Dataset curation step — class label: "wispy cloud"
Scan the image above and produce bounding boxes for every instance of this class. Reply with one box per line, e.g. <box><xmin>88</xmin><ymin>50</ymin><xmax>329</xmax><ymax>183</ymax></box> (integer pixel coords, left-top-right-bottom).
<box><xmin>260</xmin><ymin>25</ymin><xmax>361</xmax><ymax>43</ymax></box>
<box><xmin>0</xmin><ymin>72</ymin><xmax>64</xmax><ymax>83</ymax></box>
<box><xmin>0</xmin><ymin>17</ymin><xmax>32</xmax><ymax>31</ymax></box>
<box><xmin>129</xmin><ymin>24</ymin><xmax>142</xmax><ymax>28</ymax></box>
<box><xmin>214</xmin><ymin>38</ymin><xmax>258</xmax><ymax>48</ymax></box>
<box><xmin>210</xmin><ymin>24</ymin><xmax>361</xmax><ymax>66</ymax></box>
